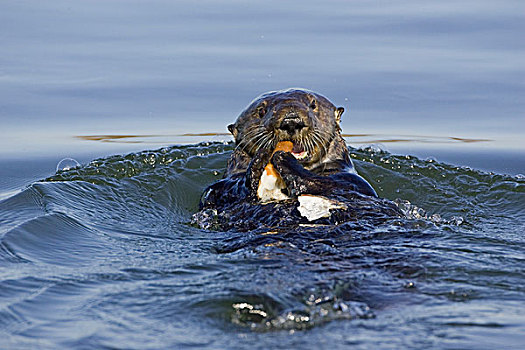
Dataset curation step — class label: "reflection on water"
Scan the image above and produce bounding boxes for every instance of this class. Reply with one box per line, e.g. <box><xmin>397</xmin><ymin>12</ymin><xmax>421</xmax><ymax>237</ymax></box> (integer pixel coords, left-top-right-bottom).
<box><xmin>75</xmin><ymin>133</ymin><xmax>231</xmax><ymax>143</ymax></box>
<box><xmin>75</xmin><ymin>133</ymin><xmax>492</xmax><ymax>145</ymax></box>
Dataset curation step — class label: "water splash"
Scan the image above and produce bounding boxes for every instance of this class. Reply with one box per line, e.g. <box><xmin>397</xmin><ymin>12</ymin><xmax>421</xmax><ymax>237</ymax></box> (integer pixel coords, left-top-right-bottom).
<box><xmin>394</xmin><ymin>198</ymin><xmax>464</xmax><ymax>225</ymax></box>
<box><xmin>56</xmin><ymin>158</ymin><xmax>80</xmax><ymax>172</ymax></box>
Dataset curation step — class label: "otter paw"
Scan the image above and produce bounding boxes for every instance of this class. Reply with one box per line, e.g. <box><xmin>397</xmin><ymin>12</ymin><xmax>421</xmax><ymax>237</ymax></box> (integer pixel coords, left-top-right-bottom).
<box><xmin>246</xmin><ymin>148</ymin><xmax>273</xmax><ymax>195</ymax></box>
<box><xmin>271</xmin><ymin>151</ymin><xmax>318</xmax><ymax>197</ymax></box>
<box><xmin>271</xmin><ymin>151</ymin><xmax>309</xmax><ymax>177</ymax></box>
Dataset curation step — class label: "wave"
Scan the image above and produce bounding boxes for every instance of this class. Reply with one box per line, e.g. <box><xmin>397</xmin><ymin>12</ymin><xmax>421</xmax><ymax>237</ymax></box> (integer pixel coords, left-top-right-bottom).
<box><xmin>0</xmin><ymin>142</ymin><xmax>524</xmax><ymax>341</ymax></box>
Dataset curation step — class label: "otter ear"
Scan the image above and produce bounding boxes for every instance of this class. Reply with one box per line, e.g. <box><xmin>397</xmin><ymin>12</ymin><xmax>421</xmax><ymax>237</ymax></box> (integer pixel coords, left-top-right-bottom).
<box><xmin>335</xmin><ymin>107</ymin><xmax>344</xmax><ymax>123</ymax></box>
<box><xmin>227</xmin><ymin>124</ymin><xmax>238</xmax><ymax>138</ymax></box>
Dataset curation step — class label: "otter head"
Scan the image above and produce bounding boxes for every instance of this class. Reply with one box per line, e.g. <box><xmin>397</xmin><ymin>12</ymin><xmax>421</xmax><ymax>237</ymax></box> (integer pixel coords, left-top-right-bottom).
<box><xmin>228</xmin><ymin>88</ymin><xmax>345</xmax><ymax>170</ymax></box>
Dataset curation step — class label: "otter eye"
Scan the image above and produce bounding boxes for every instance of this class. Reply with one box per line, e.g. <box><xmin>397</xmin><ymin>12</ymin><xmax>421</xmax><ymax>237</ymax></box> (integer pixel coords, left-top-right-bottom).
<box><xmin>309</xmin><ymin>100</ymin><xmax>317</xmax><ymax>110</ymax></box>
<box><xmin>257</xmin><ymin>106</ymin><xmax>266</xmax><ymax>118</ymax></box>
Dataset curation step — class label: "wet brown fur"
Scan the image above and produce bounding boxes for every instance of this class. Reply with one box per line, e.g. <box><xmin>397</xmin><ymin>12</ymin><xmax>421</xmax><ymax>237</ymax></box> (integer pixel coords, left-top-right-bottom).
<box><xmin>226</xmin><ymin>88</ymin><xmax>349</xmax><ymax>176</ymax></box>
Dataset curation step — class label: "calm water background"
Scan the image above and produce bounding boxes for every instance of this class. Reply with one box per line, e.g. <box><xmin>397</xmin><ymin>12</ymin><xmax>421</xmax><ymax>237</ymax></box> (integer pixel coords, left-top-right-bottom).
<box><xmin>1</xmin><ymin>0</ymin><xmax>524</xmax><ymax>349</ymax></box>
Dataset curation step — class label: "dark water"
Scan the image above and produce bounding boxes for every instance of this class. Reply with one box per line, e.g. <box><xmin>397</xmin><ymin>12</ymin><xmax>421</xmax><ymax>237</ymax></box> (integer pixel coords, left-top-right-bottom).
<box><xmin>1</xmin><ymin>143</ymin><xmax>524</xmax><ymax>349</ymax></box>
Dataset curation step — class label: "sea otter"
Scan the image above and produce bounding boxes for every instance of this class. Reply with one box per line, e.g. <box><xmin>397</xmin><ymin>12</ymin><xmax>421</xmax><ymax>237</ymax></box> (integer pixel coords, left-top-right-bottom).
<box><xmin>195</xmin><ymin>88</ymin><xmax>401</xmax><ymax>231</ymax></box>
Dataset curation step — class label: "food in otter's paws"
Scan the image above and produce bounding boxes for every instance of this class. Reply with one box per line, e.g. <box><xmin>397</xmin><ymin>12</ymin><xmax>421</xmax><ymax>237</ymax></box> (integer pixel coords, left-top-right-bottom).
<box><xmin>263</xmin><ymin>141</ymin><xmax>293</xmax><ymax>177</ymax></box>
<box><xmin>297</xmin><ymin>194</ymin><xmax>347</xmax><ymax>221</ymax></box>
<box><xmin>257</xmin><ymin>141</ymin><xmax>293</xmax><ymax>202</ymax></box>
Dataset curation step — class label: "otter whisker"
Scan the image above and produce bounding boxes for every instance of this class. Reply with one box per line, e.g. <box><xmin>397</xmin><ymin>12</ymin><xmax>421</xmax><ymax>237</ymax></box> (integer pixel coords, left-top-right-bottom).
<box><xmin>259</xmin><ymin>135</ymin><xmax>273</xmax><ymax>153</ymax></box>
<box><xmin>249</xmin><ymin>135</ymin><xmax>267</xmax><ymax>155</ymax></box>
<box><xmin>251</xmin><ymin>131</ymin><xmax>271</xmax><ymax>154</ymax></box>
<box><xmin>238</xmin><ymin>125</ymin><xmax>267</xmax><ymax>155</ymax></box>
<box><xmin>262</xmin><ymin>133</ymin><xmax>275</xmax><ymax>151</ymax></box>
<box><xmin>315</xmin><ymin>131</ymin><xmax>330</xmax><ymax>157</ymax></box>
<box><xmin>310</xmin><ymin>132</ymin><xmax>326</xmax><ymax>159</ymax></box>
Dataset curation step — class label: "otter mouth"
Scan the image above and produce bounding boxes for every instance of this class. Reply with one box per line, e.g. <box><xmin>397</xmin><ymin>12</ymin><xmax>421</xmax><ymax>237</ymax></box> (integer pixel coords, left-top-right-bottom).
<box><xmin>287</xmin><ymin>142</ymin><xmax>308</xmax><ymax>160</ymax></box>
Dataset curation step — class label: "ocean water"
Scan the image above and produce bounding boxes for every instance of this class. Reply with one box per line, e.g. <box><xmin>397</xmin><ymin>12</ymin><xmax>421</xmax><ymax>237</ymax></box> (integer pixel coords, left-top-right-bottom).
<box><xmin>2</xmin><ymin>143</ymin><xmax>524</xmax><ymax>349</ymax></box>
<box><xmin>1</xmin><ymin>0</ymin><xmax>524</xmax><ymax>349</ymax></box>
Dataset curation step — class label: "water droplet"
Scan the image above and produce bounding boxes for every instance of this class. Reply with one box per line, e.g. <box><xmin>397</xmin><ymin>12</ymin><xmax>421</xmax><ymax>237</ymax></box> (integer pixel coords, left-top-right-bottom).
<box><xmin>361</xmin><ymin>144</ymin><xmax>387</xmax><ymax>153</ymax></box>
<box><xmin>404</xmin><ymin>281</ymin><xmax>416</xmax><ymax>289</ymax></box>
<box><xmin>451</xmin><ymin>216</ymin><xmax>464</xmax><ymax>226</ymax></box>
<box><xmin>56</xmin><ymin>158</ymin><xmax>80</xmax><ymax>172</ymax></box>
<box><xmin>430</xmin><ymin>214</ymin><xmax>442</xmax><ymax>223</ymax></box>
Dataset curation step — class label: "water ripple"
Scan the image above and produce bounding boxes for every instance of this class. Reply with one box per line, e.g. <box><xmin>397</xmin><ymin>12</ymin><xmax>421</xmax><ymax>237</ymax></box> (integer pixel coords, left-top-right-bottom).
<box><xmin>0</xmin><ymin>142</ymin><xmax>523</xmax><ymax>347</ymax></box>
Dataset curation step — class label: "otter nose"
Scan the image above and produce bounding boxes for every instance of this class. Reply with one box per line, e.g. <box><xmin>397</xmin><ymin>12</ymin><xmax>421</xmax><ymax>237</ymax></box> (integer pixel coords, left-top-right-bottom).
<box><xmin>279</xmin><ymin>113</ymin><xmax>306</xmax><ymax>134</ymax></box>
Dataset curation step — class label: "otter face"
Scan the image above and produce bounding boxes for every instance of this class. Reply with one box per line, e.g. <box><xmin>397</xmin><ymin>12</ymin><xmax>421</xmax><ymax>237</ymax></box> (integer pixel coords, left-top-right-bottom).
<box><xmin>228</xmin><ymin>88</ymin><xmax>345</xmax><ymax>168</ymax></box>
